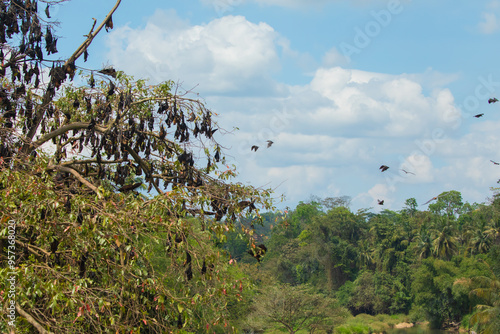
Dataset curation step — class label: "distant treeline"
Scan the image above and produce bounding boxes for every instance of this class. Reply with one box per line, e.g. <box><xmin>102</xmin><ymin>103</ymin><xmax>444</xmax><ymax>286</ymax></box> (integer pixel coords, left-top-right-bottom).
<box><xmin>223</xmin><ymin>191</ymin><xmax>500</xmax><ymax>332</ymax></box>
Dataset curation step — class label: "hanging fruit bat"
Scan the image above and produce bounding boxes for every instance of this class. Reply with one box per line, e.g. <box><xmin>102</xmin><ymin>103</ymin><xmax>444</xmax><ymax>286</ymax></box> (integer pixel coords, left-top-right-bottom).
<box><xmin>107</xmin><ymin>81</ymin><xmax>115</xmax><ymax>96</ymax></box>
<box><xmin>248</xmin><ymin>244</ymin><xmax>267</xmax><ymax>262</ymax></box>
<box><xmin>105</xmin><ymin>15</ymin><xmax>114</xmax><ymax>32</ymax></box>
<box><xmin>118</xmin><ymin>182</ymin><xmax>142</xmax><ymax>192</ymax></box>
<box><xmin>98</xmin><ymin>67</ymin><xmax>116</xmax><ymax>78</ymax></box>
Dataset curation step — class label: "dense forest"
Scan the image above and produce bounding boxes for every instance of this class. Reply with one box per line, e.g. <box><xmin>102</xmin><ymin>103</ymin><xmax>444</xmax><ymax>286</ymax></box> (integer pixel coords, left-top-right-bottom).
<box><xmin>220</xmin><ymin>191</ymin><xmax>500</xmax><ymax>333</ymax></box>
<box><xmin>0</xmin><ymin>0</ymin><xmax>499</xmax><ymax>333</ymax></box>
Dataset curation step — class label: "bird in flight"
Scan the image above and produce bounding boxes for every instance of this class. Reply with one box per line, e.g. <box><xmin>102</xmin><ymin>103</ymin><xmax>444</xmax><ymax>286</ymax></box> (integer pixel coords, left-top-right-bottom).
<box><xmin>380</xmin><ymin>165</ymin><xmax>389</xmax><ymax>172</ymax></box>
<box><xmin>488</xmin><ymin>98</ymin><xmax>498</xmax><ymax>104</ymax></box>
<box><xmin>422</xmin><ymin>191</ymin><xmax>454</xmax><ymax>205</ymax></box>
<box><xmin>267</xmin><ymin>140</ymin><xmax>274</xmax><ymax>148</ymax></box>
<box><xmin>251</xmin><ymin>145</ymin><xmax>259</xmax><ymax>152</ymax></box>
<box><xmin>491</xmin><ymin>160</ymin><xmax>500</xmax><ymax>165</ymax></box>
<box><xmin>377</xmin><ymin>199</ymin><xmax>384</xmax><ymax>205</ymax></box>
<box><xmin>401</xmin><ymin>169</ymin><xmax>415</xmax><ymax>175</ymax></box>
<box><xmin>474</xmin><ymin>113</ymin><xmax>484</xmax><ymax>118</ymax></box>
<box><xmin>422</xmin><ymin>196</ymin><xmax>438</xmax><ymax>205</ymax></box>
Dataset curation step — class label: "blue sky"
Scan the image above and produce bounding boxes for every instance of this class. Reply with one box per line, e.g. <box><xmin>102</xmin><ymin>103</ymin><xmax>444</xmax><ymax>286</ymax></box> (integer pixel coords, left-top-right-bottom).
<box><xmin>50</xmin><ymin>0</ymin><xmax>500</xmax><ymax>212</ymax></box>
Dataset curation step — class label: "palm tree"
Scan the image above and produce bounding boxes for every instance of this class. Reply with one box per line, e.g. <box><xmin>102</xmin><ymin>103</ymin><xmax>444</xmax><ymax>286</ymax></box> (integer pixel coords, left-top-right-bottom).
<box><xmin>415</xmin><ymin>228</ymin><xmax>433</xmax><ymax>259</ymax></box>
<box><xmin>467</xmin><ymin>228</ymin><xmax>492</xmax><ymax>255</ymax></box>
<box><xmin>357</xmin><ymin>241</ymin><xmax>374</xmax><ymax>269</ymax></box>
<box><xmin>469</xmin><ymin>265</ymin><xmax>500</xmax><ymax>334</ymax></box>
<box><xmin>484</xmin><ymin>218</ymin><xmax>500</xmax><ymax>245</ymax></box>
<box><xmin>432</xmin><ymin>223</ymin><xmax>458</xmax><ymax>260</ymax></box>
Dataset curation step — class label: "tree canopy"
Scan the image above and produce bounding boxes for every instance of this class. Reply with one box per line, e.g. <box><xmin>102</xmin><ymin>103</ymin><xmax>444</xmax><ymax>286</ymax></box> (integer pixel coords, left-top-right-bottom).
<box><xmin>0</xmin><ymin>1</ymin><xmax>274</xmax><ymax>332</ymax></box>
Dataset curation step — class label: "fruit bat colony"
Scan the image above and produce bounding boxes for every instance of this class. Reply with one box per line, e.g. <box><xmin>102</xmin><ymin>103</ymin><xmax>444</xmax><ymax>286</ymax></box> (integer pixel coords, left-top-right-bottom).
<box><xmin>0</xmin><ymin>0</ymin><xmax>264</xmax><ymax>225</ymax></box>
<box><xmin>0</xmin><ymin>1</ymin><xmax>271</xmax><ymax>331</ymax></box>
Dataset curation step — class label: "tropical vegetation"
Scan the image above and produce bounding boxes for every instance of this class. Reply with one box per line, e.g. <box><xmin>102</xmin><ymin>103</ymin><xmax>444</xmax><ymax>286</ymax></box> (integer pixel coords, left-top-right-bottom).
<box><xmin>1</xmin><ymin>1</ymin><xmax>500</xmax><ymax>333</ymax></box>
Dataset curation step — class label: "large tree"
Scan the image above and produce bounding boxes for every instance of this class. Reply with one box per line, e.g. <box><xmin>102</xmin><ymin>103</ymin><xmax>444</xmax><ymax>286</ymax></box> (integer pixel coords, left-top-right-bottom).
<box><xmin>0</xmin><ymin>1</ymin><xmax>273</xmax><ymax>332</ymax></box>
<box><xmin>250</xmin><ymin>283</ymin><xmax>336</xmax><ymax>334</ymax></box>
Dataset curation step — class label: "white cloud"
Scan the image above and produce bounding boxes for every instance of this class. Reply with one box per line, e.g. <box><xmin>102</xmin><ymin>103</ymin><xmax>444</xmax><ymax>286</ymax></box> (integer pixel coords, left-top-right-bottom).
<box><xmin>204</xmin><ymin>64</ymin><xmax>473</xmax><ymax>209</ymax></box>
<box><xmin>354</xmin><ymin>183</ymin><xmax>392</xmax><ymax>210</ymax></box>
<box><xmin>478</xmin><ymin>2</ymin><xmax>500</xmax><ymax>34</ymax></box>
<box><xmin>322</xmin><ymin>47</ymin><xmax>350</xmax><ymax>67</ymax></box>
<box><xmin>478</xmin><ymin>12</ymin><xmax>500</xmax><ymax>34</ymax></box>
<box><xmin>399</xmin><ymin>153</ymin><xmax>434</xmax><ymax>183</ymax></box>
<box><xmin>295</xmin><ymin>67</ymin><xmax>461</xmax><ymax>138</ymax></box>
<box><xmin>106</xmin><ymin>10</ymin><xmax>282</xmax><ymax>95</ymax></box>
<box><xmin>104</xmin><ymin>8</ymin><xmax>499</xmax><ymax>212</ymax></box>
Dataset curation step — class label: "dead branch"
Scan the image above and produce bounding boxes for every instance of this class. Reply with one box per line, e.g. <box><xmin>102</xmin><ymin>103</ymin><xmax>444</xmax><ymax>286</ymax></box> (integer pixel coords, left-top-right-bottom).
<box><xmin>23</xmin><ymin>0</ymin><xmax>122</xmax><ymax>147</ymax></box>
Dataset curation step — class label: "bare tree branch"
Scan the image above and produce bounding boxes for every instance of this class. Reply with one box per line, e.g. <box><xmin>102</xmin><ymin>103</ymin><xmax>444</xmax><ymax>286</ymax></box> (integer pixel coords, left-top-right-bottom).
<box><xmin>67</xmin><ymin>0</ymin><xmax>121</xmax><ymax>66</ymax></box>
<box><xmin>48</xmin><ymin>165</ymin><xmax>102</xmax><ymax>198</ymax></box>
<box><xmin>32</xmin><ymin>122</ymin><xmax>110</xmax><ymax>149</ymax></box>
<box><xmin>23</xmin><ymin>0</ymin><xmax>122</xmax><ymax>147</ymax></box>
<box><xmin>15</xmin><ymin>304</ymin><xmax>55</xmax><ymax>334</ymax></box>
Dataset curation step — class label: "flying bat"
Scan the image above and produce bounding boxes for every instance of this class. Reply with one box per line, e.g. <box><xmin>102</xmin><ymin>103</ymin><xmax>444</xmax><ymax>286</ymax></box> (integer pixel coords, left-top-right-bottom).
<box><xmin>488</xmin><ymin>98</ymin><xmax>498</xmax><ymax>104</ymax></box>
<box><xmin>491</xmin><ymin>160</ymin><xmax>500</xmax><ymax>165</ymax></box>
<box><xmin>422</xmin><ymin>196</ymin><xmax>438</xmax><ymax>205</ymax></box>
<box><xmin>401</xmin><ymin>169</ymin><xmax>415</xmax><ymax>175</ymax></box>
<box><xmin>474</xmin><ymin>113</ymin><xmax>484</xmax><ymax>118</ymax></box>
<box><xmin>267</xmin><ymin>140</ymin><xmax>274</xmax><ymax>148</ymax></box>
<box><xmin>379</xmin><ymin>165</ymin><xmax>389</xmax><ymax>172</ymax></box>
<box><xmin>251</xmin><ymin>145</ymin><xmax>259</xmax><ymax>152</ymax></box>
<box><xmin>422</xmin><ymin>191</ymin><xmax>455</xmax><ymax>206</ymax></box>
<box><xmin>377</xmin><ymin>199</ymin><xmax>384</xmax><ymax>205</ymax></box>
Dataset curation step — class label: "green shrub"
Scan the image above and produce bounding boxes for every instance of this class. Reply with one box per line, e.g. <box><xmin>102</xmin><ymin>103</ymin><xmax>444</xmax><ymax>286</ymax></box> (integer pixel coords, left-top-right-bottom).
<box><xmin>334</xmin><ymin>324</ymin><xmax>370</xmax><ymax>334</ymax></box>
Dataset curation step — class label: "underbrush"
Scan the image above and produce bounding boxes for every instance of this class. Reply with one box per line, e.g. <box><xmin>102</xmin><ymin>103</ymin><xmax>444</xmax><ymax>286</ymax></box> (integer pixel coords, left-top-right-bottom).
<box><xmin>333</xmin><ymin>313</ymin><xmax>411</xmax><ymax>334</ymax></box>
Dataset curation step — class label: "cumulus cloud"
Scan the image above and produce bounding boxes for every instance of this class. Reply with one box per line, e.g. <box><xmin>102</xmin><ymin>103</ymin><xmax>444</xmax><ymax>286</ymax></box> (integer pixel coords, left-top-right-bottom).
<box><xmin>104</xmin><ymin>8</ymin><xmax>499</xmax><ymax>211</ymax></box>
<box><xmin>478</xmin><ymin>1</ymin><xmax>500</xmax><ymax>34</ymax></box>
<box><xmin>398</xmin><ymin>153</ymin><xmax>434</xmax><ymax>183</ymax></box>
<box><xmin>106</xmin><ymin>10</ymin><xmax>282</xmax><ymax>95</ymax></box>
<box><xmin>354</xmin><ymin>183</ymin><xmax>392</xmax><ymax>210</ymax></box>
<box><xmin>322</xmin><ymin>47</ymin><xmax>350</xmax><ymax>67</ymax></box>
<box><xmin>206</xmin><ymin>64</ymin><xmax>469</xmax><ymax>209</ymax></box>
<box><xmin>291</xmin><ymin>67</ymin><xmax>462</xmax><ymax>138</ymax></box>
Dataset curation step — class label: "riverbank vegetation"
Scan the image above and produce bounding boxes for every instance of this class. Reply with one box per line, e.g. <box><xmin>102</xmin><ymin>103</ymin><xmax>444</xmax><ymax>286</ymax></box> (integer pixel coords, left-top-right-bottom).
<box><xmin>221</xmin><ymin>192</ymin><xmax>500</xmax><ymax>333</ymax></box>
